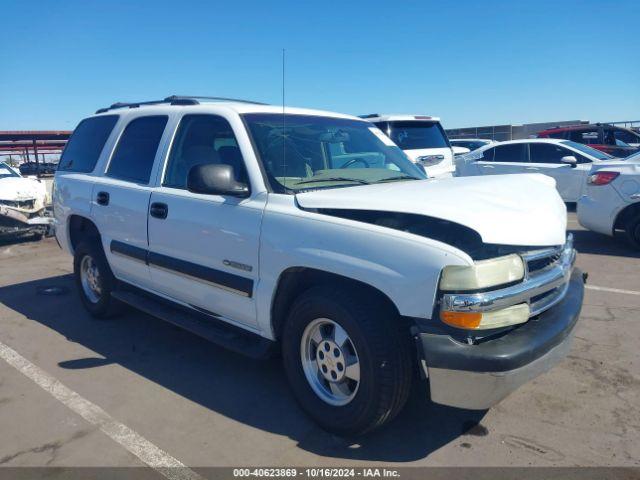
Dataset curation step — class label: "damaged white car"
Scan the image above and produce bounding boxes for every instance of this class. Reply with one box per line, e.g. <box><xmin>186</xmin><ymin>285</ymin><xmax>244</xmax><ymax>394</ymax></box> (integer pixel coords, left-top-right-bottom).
<box><xmin>0</xmin><ymin>161</ymin><xmax>51</xmax><ymax>240</ymax></box>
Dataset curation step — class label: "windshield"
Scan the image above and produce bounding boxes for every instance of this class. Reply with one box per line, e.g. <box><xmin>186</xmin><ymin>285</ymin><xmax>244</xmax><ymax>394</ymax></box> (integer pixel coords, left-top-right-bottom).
<box><xmin>0</xmin><ymin>162</ymin><xmax>20</xmax><ymax>179</ymax></box>
<box><xmin>387</xmin><ymin>121</ymin><xmax>450</xmax><ymax>150</ymax></box>
<box><xmin>562</xmin><ymin>141</ymin><xmax>613</xmax><ymax>160</ymax></box>
<box><xmin>243</xmin><ymin>114</ymin><xmax>426</xmax><ymax>193</ymax></box>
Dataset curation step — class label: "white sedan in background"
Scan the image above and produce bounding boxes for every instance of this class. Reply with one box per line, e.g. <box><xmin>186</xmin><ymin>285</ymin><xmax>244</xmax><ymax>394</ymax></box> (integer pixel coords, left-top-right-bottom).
<box><xmin>456</xmin><ymin>138</ymin><xmax>615</xmax><ymax>202</ymax></box>
<box><xmin>578</xmin><ymin>152</ymin><xmax>640</xmax><ymax>248</ymax></box>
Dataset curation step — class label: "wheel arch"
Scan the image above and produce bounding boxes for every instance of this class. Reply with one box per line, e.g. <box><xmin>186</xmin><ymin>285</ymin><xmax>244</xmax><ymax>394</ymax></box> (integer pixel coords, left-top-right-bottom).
<box><xmin>68</xmin><ymin>214</ymin><xmax>101</xmax><ymax>254</ymax></box>
<box><xmin>613</xmin><ymin>202</ymin><xmax>640</xmax><ymax>232</ymax></box>
<box><xmin>270</xmin><ymin>267</ymin><xmax>404</xmax><ymax>341</ymax></box>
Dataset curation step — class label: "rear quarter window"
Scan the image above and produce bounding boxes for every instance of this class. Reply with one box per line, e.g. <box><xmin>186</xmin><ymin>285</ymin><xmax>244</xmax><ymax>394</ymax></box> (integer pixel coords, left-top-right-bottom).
<box><xmin>106</xmin><ymin>116</ymin><xmax>168</xmax><ymax>184</ymax></box>
<box><xmin>57</xmin><ymin>115</ymin><xmax>119</xmax><ymax>173</ymax></box>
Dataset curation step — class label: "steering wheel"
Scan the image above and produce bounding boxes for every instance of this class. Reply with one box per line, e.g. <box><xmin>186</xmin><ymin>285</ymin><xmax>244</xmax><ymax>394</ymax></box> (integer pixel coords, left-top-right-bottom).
<box><xmin>341</xmin><ymin>158</ymin><xmax>369</xmax><ymax>169</ymax></box>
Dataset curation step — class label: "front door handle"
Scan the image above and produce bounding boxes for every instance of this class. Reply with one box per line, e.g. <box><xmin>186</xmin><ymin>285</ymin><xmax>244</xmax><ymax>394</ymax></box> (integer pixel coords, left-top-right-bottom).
<box><xmin>481</xmin><ymin>165</ymin><xmax>495</xmax><ymax>168</ymax></box>
<box><xmin>149</xmin><ymin>202</ymin><xmax>168</xmax><ymax>219</ymax></box>
<box><xmin>525</xmin><ymin>167</ymin><xmax>540</xmax><ymax>170</ymax></box>
<box><xmin>96</xmin><ymin>191</ymin><xmax>109</xmax><ymax>206</ymax></box>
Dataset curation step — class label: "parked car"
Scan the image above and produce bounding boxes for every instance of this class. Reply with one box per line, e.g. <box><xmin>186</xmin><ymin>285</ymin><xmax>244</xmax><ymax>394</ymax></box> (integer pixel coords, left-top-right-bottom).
<box><xmin>0</xmin><ymin>161</ymin><xmax>50</xmax><ymax>239</ymax></box>
<box><xmin>537</xmin><ymin>124</ymin><xmax>640</xmax><ymax>158</ymax></box>
<box><xmin>361</xmin><ymin>114</ymin><xmax>456</xmax><ymax>177</ymax></box>
<box><xmin>456</xmin><ymin>138</ymin><xmax>615</xmax><ymax>202</ymax></box>
<box><xmin>18</xmin><ymin>161</ymin><xmax>57</xmax><ymax>176</ymax></box>
<box><xmin>54</xmin><ymin>96</ymin><xmax>584</xmax><ymax>435</ymax></box>
<box><xmin>450</xmin><ymin>138</ymin><xmax>498</xmax><ymax>152</ymax></box>
<box><xmin>578</xmin><ymin>151</ymin><xmax>640</xmax><ymax>248</ymax></box>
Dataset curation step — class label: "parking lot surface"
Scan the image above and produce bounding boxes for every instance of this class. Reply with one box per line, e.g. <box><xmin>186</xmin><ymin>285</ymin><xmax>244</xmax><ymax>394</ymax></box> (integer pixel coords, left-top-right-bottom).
<box><xmin>0</xmin><ymin>212</ymin><xmax>638</xmax><ymax>468</ymax></box>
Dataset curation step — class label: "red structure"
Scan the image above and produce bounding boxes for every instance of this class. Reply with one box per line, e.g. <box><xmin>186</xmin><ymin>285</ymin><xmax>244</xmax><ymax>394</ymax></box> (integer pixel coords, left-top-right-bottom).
<box><xmin>0</xmin><ymin>130</ymin><xmax>72</xmax><ymax>175</ymax></box>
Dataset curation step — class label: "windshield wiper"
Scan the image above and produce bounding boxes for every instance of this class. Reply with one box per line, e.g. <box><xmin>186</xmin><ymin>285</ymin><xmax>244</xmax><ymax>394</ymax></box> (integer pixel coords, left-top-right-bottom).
<box><xmin>293</xmin><ymin>177</ymin><xmax>370</xmax><ymax>186</ymax></box>
<box><xmin>375</xmin><ymin>175</ymin><xmax>420</xmax><ymax>183</ymax></box>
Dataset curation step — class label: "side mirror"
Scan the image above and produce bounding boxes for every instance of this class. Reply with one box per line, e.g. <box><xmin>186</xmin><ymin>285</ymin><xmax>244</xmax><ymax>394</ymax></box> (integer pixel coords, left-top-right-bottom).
<box><xmin>561</xmin><ymin>155</ymin><xmax>578</xmax><ymax>168</ymax></box>
<box><xmin>451</xmin><ymin>146</ymin><xmax>471</xmax><ymax>156</ymax></box>
<box><xmin>187</xmin><ymin>164</ymin><xmax>249</xmax><ymax>197</ymax></box>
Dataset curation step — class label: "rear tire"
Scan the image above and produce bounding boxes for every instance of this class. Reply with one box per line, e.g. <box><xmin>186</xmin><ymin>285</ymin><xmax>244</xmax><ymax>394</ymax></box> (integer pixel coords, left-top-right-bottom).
<box><xmin>282</xmin><ymin>285</ymin><xmax>412</xmax><ymax>436</ymax></box>
<box><xmin>625</xmin><ymin>214</ymin><xmax>640</xmax><ymax>249</ymax></box>
<box><xmin>73</xmin><ymin>240</ymin><xmax>122</xmax><ymax>318</ymax></box>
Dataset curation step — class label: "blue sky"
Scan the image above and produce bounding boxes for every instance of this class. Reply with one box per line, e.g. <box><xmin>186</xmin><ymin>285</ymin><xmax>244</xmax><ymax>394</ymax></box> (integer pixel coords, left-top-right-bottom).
<box><xmin>1</xmin><ymin>0</ymin><xmax>638</xmax><ymax>131</ymax></box>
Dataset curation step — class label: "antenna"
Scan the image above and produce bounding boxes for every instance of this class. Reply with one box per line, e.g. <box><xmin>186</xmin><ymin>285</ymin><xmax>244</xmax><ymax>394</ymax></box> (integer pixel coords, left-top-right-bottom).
<box><xmin>282</xmin><ymin>48</ymin><xmax>287</xmax><ymax>189</ymax></box>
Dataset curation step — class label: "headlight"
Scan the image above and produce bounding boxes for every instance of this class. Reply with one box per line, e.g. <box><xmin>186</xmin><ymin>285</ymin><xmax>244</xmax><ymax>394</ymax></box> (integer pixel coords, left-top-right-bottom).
<box><xmin>439</xmin><ymin>254</ymin><xmax>525</xmax><ymax>291</ymax></box>
<box><xmin>441</xmin><ymin>303</ymin><xmax>530</xmax><ymax>330</ymax></box>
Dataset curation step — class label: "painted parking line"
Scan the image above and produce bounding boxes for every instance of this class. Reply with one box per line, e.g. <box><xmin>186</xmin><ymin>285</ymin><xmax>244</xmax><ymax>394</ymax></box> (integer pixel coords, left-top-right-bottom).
<box><xmin>0</xmin><ymin>340</ymin><xmax>203</xmax><ymax>480</ymax></box>
<box><xmin>585</xmin><ymin>284</ymin><xmax>640</xmax><ymax>296</ymax></box>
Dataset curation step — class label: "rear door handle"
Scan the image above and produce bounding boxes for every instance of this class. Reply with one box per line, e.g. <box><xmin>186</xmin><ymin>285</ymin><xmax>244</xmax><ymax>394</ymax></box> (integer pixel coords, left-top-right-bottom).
<box><xmin>481</xmin><ymin>165</ymin><xmax>495</xmax><ymax>169</ymax></box>
<box><xmin>149</xmin><ymin>202</ymin><xmax>168</xmax><ymax>219</ymax></box>
<box><xmin>525</xmin><ymin>167</ymin><xmax>540</xmax><ymax>170</ymax></box>
<box><xmin>96</xmin><ymin>191</ymin><xmax>109</xmax><ymax>206</ymax></box>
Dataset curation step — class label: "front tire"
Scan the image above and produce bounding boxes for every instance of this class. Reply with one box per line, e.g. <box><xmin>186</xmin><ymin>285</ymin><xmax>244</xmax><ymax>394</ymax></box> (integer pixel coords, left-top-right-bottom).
<box><xmin>282</xmin><ymin>286</ymin><xmax>412</xmax><ymax>436</ymax></box>
<box><xmin>73</xmin><ymin>240</ymin><xmax>122</xmax><ymax>318</ymax></box>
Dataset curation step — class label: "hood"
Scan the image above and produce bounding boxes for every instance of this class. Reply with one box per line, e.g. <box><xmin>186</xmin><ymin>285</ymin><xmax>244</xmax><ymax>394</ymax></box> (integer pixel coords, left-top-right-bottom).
<box><xmin>0</xmin><ymin>177</ymin><xmax>47</xmax><ymax>201</ymax></box>
<box><xmin>296</xmin><ymin>174</ymin><xmax>567</xmax><ymax>246</ymax></box>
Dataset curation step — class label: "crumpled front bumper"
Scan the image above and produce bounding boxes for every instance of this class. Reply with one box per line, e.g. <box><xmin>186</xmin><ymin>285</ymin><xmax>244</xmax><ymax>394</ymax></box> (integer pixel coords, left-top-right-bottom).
<box><xmin>0</xmin><ymin>204</ymin><xmax>53</xmax><ymax>238</ymax></box>
<box><xmin>417</xmin><ymin>268</ymin><xmax>585</xmax><ymax>410</ymax></box>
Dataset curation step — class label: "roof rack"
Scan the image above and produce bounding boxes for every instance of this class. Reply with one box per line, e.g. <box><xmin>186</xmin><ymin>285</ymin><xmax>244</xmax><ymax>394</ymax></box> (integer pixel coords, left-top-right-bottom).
<box><xmin>358</xmin><ymin>114</ymin><xmax>380</xmax><ymax>119</ymax></box>
<box><xmin>95</xmin><ymin>95</ymin><xmax>267</xmax><ymax>114</ymax></box>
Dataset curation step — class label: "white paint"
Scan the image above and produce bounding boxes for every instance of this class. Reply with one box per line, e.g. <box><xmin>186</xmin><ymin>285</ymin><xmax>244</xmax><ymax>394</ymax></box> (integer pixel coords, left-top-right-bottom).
<box><xmin>456</xmin><ymin>138</ymin><xmax>606</xmax><ymax>202</ymax></box>
<box><xmin>577</xmin><ymin>155</ymin><xmax>640</xmax><ymax>237</ymax></box>
<box><xmin>585</xmin><ymin>284</ymin><xmax>640</xmax><ymax>296</ymax></box>
<box><xmin>295</xmin><ymin>173</ymin><xmax>568</xmax><ymax>246</ymax></box>
<box><xmin>0</xmin><ymin>340</ymin><xmax>202</xmax><ymax>480</ymax></box>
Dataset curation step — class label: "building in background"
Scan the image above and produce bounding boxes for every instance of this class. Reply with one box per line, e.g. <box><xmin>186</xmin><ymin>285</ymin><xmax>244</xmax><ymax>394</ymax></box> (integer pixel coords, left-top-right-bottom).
<box><xmin>446</xmin><ymin>120</ymin><xmax>589</xmax><ymax>141</ymax></box>
<box><xmin>0</xmin><ymin>131</ymin><xmax>71</xmax><ymax>176</ymax></box>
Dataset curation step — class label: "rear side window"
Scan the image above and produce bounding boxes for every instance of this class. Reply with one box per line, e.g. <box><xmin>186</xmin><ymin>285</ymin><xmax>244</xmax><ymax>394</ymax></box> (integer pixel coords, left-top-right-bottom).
<box><xmin>529</xmin><ymin>143</ymin><xmax>571</xmax><ymax>164</ymax></box>
<box><xmin>614</xmin><ymin>129</ymin><xmax>640</xmax><ymax>144</ymax></box>
<box><xmin>480</xmin><ymin>147</ymin><xmax>495</xmax><ymax>161</ymax></box>
<box><xmin>569</xmin><ymin>129</ymin><xmax>599</xmax><ymax>145</ymax></box>
<box><xmin>492</xmin><ymin>144</ymin><xmax>528</xmax><ymax>162</ymax></box>
<box><xmin>107</xmin><ymin>116</ymin><xmax>168</xmax><ymax>184</ymax></box>
<box><xmin>58</xmin><ymin>116</ymin><xmax>118</xmax><ymax>173</ymax></box>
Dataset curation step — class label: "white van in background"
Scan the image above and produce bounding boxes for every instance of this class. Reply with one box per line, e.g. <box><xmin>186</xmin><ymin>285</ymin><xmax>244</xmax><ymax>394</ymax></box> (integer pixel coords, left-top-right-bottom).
<box><xmin>361</xmin><ymin>114</ymin><xmax>456</xmax><ymax>177</ymax></box>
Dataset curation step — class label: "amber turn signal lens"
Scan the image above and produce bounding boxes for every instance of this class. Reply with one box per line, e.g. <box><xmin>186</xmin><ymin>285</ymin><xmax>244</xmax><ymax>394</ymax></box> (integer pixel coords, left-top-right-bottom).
<box><xmin>440</xmin><ymin>311</ymin><xmax>482</xmax><ymax>329</ymax></box>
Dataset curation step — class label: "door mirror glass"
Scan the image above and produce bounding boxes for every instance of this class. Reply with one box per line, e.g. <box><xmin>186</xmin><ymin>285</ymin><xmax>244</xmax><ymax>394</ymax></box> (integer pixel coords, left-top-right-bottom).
<box><xmin>187</xmin><ymin>164</ymin><xmax>249</xmax><ymax>197</ymax></box>
<box><xmin>561</xmin><ymin>155</ymin><xmax>577</xmax><ymax>167</ymax></box>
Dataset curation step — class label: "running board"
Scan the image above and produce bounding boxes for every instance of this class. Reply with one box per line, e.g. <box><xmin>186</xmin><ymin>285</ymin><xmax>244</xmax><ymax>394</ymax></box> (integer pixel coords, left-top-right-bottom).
<box><xmin>111</xmin><ymin>289</ymin><xmax>275</xmax><ymax>359</ymax></box>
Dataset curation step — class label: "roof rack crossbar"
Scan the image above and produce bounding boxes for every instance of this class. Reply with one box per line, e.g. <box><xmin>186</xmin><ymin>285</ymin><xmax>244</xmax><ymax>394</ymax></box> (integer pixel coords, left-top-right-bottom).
<box><xmin>95</xmin><ymin>95</ymin><xmax>267</xmax><ymax>114</ymax></box>
<box><xmin>166</xmin><ymin>95</ymin><xmax>267</xmax><ymax>105</ymax></box>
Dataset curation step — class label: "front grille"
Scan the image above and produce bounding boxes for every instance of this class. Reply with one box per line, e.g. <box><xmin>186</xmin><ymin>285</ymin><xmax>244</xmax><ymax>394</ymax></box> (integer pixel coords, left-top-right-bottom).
<box><xmin>524</xmin><ymin>247</ymin><xmax>563</xmax><ymax>276</ymax></box>
<box><xmin>0</xmin><ymin>199</ymin><xmax>36</xmax><ymax>210</ymax></box>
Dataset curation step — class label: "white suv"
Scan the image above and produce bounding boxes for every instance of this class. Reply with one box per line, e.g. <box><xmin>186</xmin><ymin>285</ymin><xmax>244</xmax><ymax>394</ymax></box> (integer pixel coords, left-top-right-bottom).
<box><xmin>54</xmin><ymin>96</ymin><xmax>584</xmax><ymax>435</ymax></box>
<box><xmin>361</xmin><ymin>114</ymin><xmax>456</xmax><ymax>177</ymax></box>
